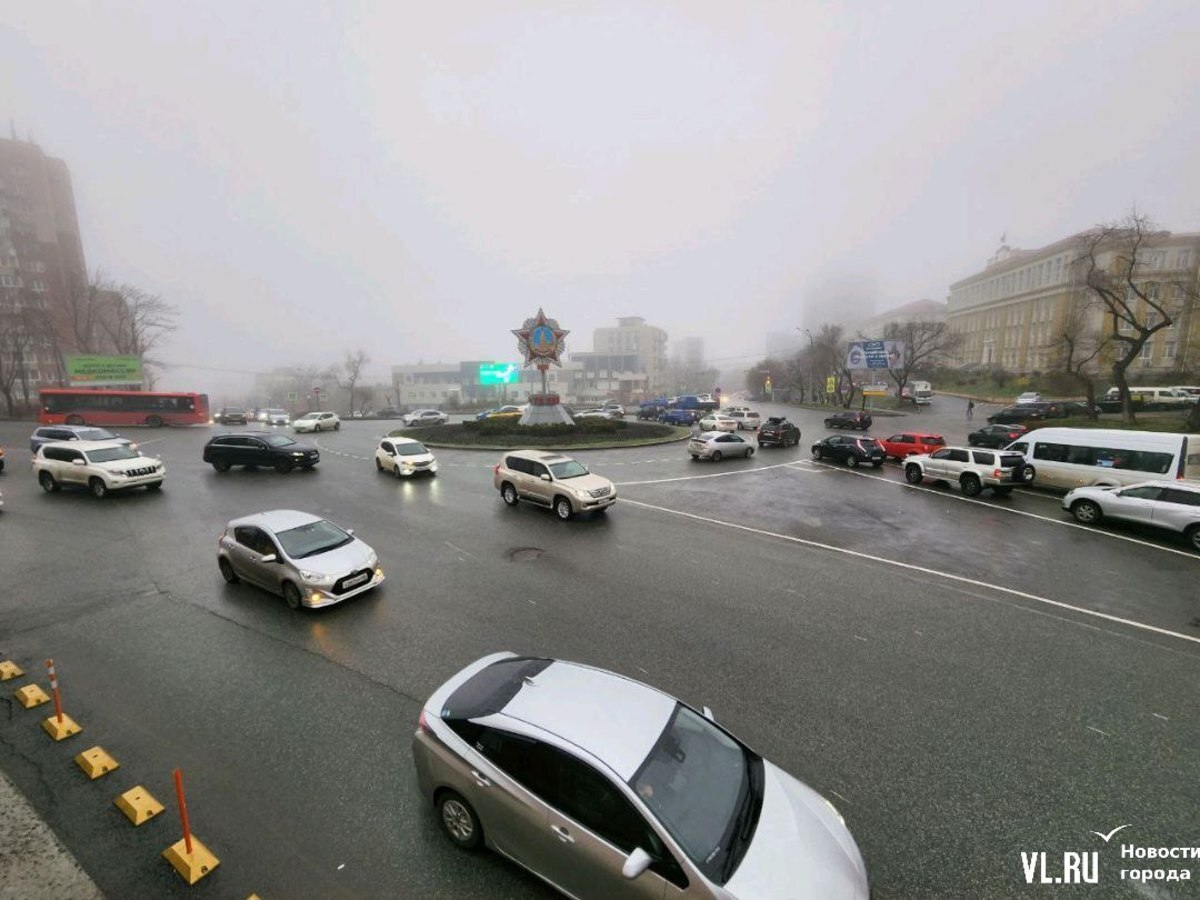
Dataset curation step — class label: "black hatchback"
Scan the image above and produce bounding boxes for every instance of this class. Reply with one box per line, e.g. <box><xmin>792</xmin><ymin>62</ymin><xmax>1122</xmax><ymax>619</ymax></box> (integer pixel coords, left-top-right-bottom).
<box><xmin>757</xmin><ymin>416</ymin><xmax>801</xmax><ymax>447</ymax></box>
<box><xmin>811</xmin><ymin>435</ymin><xmax>886</xmax><ymax>468</ymax></box>
<box><xmin>968</xmin><ymin>423</ymin><xmax>1029</xmax><ymax>448</ymax></box>
<box><xmin>824</xmin><ymin>411</ymin><xmax>872</xmax><ymax>430</ymax></box>
<box><xmin>203</xmin><ymin>432</ymin><xmax>319</xmax><ymax>473</ymax></box>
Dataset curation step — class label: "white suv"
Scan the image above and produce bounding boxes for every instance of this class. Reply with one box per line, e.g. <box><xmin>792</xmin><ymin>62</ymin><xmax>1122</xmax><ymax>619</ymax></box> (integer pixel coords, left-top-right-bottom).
<box><xmin>34</xmin><ymin>440</ymin><xmax>165</xmax><ymax>498</ymax></box>
<box><xmin>903</xmin><ymin>446</ymin><xmax>1029</xmax><ymax>497</ymax></box>
<box><xmin>293</xmin><ymin>411</ymin><xmax>341</xmax><ymax>433</ymax></box>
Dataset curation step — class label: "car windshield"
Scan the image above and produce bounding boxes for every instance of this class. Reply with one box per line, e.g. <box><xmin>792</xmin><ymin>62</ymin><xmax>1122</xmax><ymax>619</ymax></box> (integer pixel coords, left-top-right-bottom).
<box><xmin>266</xmin><ymin>409</ymin><xmax>287</xmax><ymax>415</ymax></box>
<box><xmin>549</xmin><ymin>459</ymin><xmax>587</xmax><ymax>479</ymax></box>
<box><xmin>631</xmin><ymin>704</ymin><xmax>761</xmax><ymax>884</ymax></box>
<box><xmin>275</xmin><ymin>519</ymin><xmax>354</xmax><ymax>559</ymax></box>
<box><xmin>77</xmin><ymin>428</ymin><xmax>117</xmax><ymax>441</ymax></box>
<box><xmin>396</xmin><ymin>442</ymin><xmax>430</xmax><ymax>456</ymax></box>
<box><xmin>86</xmin><ymin>446</ymin><xmax>140</xmax><ymax>463</ymax></box>
<box><xmin>225</xmin><ymin>408</ymin><xmax>244</xmax><ymax>414</ymax></box>
<box><xmin>264</xmin><ymin>435</ymin><xmax>296</xmax><ymax>447</ymax></box>
<box><xmin>296</xmin><ymin>413</ymin><xmax>319</xmax><ymax>420</ymax></box>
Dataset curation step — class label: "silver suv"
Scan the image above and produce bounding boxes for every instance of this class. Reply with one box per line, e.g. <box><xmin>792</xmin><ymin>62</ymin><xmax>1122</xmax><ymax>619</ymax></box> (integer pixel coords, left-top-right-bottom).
<box><xmin>34</xmin><ymin>440</ymin><xmax>165</xmax><ymax>498</ymax></box>
<box><xmin>903</xmin><ymin>446</ymin><xmax>1029</xmax><ymax>497</ymax></box>
<box><xmin>493</xmin><ymin>450</ymin><xmax>616</xmax><ymax>519</ymax></box>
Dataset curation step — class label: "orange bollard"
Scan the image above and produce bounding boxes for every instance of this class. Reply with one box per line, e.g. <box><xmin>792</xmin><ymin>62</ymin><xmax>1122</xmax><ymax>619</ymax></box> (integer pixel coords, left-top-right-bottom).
<box><xmin>174</xmin><ymin>768</ymin><xmax>193</xmax><ymax>855</ymax></box>
<box><xmin>162</xmin><ymin>767</ymin><xmax>219</xmax><ymax>883</ymax></box>
<box><xmin>40</xmin><ymin>658</ymin><xmax>80</xmax><ymax>741</ymax></box>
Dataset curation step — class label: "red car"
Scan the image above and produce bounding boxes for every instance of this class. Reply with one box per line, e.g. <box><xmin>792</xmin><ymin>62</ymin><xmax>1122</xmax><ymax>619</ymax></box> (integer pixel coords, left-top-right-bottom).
<box><xmin>878</xmin><ymin>432</ymin><xmax>946</xmax><ymax>461</ymax></box>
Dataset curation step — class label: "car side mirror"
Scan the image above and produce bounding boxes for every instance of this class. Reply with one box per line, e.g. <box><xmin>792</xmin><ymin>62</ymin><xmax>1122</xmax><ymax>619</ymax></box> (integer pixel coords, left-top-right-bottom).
<box><xmin>260</xmin><ymin>553</ymin><xmax>278</xmax><ymax>564</ymax></box>
<box><xmin>346</xmin><ymin>528</ymin><xmax>355</xmax><ymax>535</ymax></box>
<box><xmin>540</xmin><ymin>474</ymin><xmax>551</xmax><ymax>482</ymax></box>
<box><xmin>622</xmin><ymin>847</ymin><xmax>653</xmax><ymax>880</ymax></box>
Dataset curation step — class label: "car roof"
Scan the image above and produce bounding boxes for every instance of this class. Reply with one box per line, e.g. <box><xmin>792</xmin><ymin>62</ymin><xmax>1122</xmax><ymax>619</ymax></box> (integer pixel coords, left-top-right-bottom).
<box><xmin>227</xmin><ymin>509</ymin><xmax>323</xmax><ymax>532</ymax></box>
<box><xmin>384</xmin><ymin>436</ymin><xmax>425</xmax><ymax>446</ymax></box>
<box><xmin>491</xmin><ymin>660</ymin><xmax>676</xmax><ymax>782</ymax></box>
<box><xmin>506</xmin><ymin>449</ymin><xmax>571</xmax><ymax>461</ymax></box>
<box><xmin>214</xmin><ymin>430</ymin><xmax>282</xmax><ymax>439</ymax></box>
<box><xmin>55</xmin><ymin>439</ymin><xmax>135</xmax><ymax>451</ymax></box>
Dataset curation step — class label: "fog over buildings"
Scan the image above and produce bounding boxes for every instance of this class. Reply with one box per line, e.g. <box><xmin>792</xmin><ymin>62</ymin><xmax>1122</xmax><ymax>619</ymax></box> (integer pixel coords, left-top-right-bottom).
<box><xmin>2</xmin><ymin>2</ymin><xmax>1199</xmax><ymax>397</ymax></box>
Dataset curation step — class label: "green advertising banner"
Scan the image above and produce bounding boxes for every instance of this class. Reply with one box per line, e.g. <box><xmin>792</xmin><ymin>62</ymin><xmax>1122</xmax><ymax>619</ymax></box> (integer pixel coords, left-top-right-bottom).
<box><xmin>479</xmin><ymin>362</ymin><xmax>520</xmax><ymax>385</ymax></box>
<box><xmin>66</xmin><ymin>355</ymin><xmax>143</xmax><ymax>386</ymax></box>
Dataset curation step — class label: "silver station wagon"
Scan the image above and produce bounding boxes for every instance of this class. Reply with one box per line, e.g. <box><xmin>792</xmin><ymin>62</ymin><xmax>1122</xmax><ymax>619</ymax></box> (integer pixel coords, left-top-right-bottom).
<box><xmin>413</xmin><ymin>653</ymin><xmax>870</xmax><ymax>899</ymax></box>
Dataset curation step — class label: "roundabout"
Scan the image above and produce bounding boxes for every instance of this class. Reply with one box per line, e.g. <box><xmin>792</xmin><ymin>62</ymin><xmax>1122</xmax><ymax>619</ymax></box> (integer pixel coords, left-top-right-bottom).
<box><xmin>392</xmin><ymin>420</ymin><xmax>692</xmax><ymax>450</ymax></box>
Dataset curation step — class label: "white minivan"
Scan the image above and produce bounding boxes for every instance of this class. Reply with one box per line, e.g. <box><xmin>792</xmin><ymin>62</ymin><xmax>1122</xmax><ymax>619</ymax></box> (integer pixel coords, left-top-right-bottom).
<box><xmin>1007</xmin><ymin>427</ymin><xmax>1200</xmax><ymax>491</ymax></box>
<box><xmin>1103</xmin><ymin>386</ymin><xmax>1194</xmax><ymax>409</ymax></box>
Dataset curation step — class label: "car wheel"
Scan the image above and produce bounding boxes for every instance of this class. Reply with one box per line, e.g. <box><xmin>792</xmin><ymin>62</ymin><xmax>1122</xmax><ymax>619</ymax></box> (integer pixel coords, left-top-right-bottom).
<box><xmin>218</xmin><ymin>557</ymin><xmax>239</xmax><ymax>584</ymax></box>
<box><xmin>1018</xmin><ymin>464</ymin><xmax>1036</xmax><ymax>484</ymax></box>
<box><xmin>968</xmin><ymin>437</ymin><xmax>977</xmax><ymax>446</ymax></box>
<box><xmin>690</xmin><ymin>455</ymin><xmax>699</xmax><ymax>460</ymax></box>
<box><xmin>904</xmin><ymin>464</ymin><xmax>923</xmax><ymax>485</ymax></box>
<box><xmin>501</xmin><ymin>483</ymin><xmax>519</xmax><ymax>506</ymax></box>
<box><xmin>274</xmin><ymin>460</ymin><xmax>293</xmax><ymax>474</ymax></box>
<box><xmin>745</xmin><ymin>447</ymin><xmax>754</xmax><ymax>458</ymax></box>
<box><xmin>89</xmin><ymin>477</ymin><xmax>108</xmax><ymax>499</ymax></box>
<box><xmin>438</xmin><ymin>791</ymin><xmax>483</xmax><ymax>851</ymax></box>
<box><xmin>146</xmin><ymin>481</ymin><xmax>163</xmax><ymax>491</ymax></box>
<box><xmin>712</xmin><ymin>450</ymin><xmax>723</xmax><ymax>462</ymax></box>
<box><xmin>66</xmin><ymin>414</ymin><xmax>84</xmax><ymax>425</ymax></box>
<box><xmin>1185</xmin><ymin>524</ymin><xmax>1200</xmax><ymax>553</ymax></box>
<box><xmin>811</xmin><ymin>446</ymin><xmax>821</xmax><ymax>460</ymax></box>
<box><xmin>394</xmin><ymin>463</ymin><xmax>404</xmax><ymax>479</ymax></box>
<box><xmin>38</xmin><ymin>471</ymin><xmax>60</xmax><ymax>493</ymax></box>
<box><xmin>375</xmin><ymin>457</ymin><xmax>383</xmax><ymax>471</ymax></box>
<box><xmin>554</xmin><ymin>496</ymin><xmax>574</xmax><ymax>520</ymax></box>
<box><xmin>960</xmin><ymin>474</ymin><xmax>982</xmax><ymax>497</ymax></box>
<box><xmin>146</xmin><ymin>415</ymin><xmax>163</xmax><ymax>428</ymax></box>
<box><xmin>846</xmin><ymin>454</ymin><xmax>859</xmax><ymax>468</ymax></box>
<box><xmin>334</xmin><ymin>422</ymin><xmax>340</xmax><ymax>430</ymax></box>
<box><xmin>212</xmin><ymin>460</ymin><xmax>231</xmax><ymax>473</ymax></box>
<box><xmin>282</xmin><ymin>582</ymin><xmax>303</xmax><ymax>610</ymax></box>
<box><xmin>1071</xmin><ymin>499</ymin><xmax>1102</xmax><ymax>524</ymax></box>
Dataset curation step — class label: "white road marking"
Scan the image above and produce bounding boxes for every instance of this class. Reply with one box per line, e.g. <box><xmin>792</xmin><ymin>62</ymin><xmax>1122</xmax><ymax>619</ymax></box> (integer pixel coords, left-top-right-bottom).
<box><xmin>615</xmin><ymin>461</ymin><xmax>816</xmax><ymax>487</ymax></box>
<box><xmin>809</xmin><ymin>462</ymin><xmax>1200</xmax><ymax>561</ymax></box>
<box><xmin>1152</xmin><ymin>713</ymin><xmax>1169</xmax><ymax>721</ymax></box>
<box><xmin>853</xmin><ymin>635</ymin><xmax>868</xmax><ymax>642</ymax></box>
<box><xmin>444</xmin><ymin>541</ymin><xmax>479</xmax><ymax>563</ymax></box>
<box><xmin>620</xmin><ymin>498</ymin><xmax>1200</xmax><ymax>647</ymax></box>
<box><xmin>1087</xmin><ymin>725</ymin><xmax>1112</xmax><ymax>737</ymax></box>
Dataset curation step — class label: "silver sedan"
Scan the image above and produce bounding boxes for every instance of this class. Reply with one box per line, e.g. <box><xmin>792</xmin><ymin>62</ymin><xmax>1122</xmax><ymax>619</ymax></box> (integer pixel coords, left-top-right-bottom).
<box><xmin>217</xmin><ymin>509</ymin><xmax>385</xmax><ymax>609</ymax></box>
<box><xmin>412</xmin><ymin>653</ymin><xmax>870</xmax><ymax>899</ymax></box>
<box><xmin>688</xmin><ymin>431</ymin><xmax>755</xmax><ymax>461</ymax></box>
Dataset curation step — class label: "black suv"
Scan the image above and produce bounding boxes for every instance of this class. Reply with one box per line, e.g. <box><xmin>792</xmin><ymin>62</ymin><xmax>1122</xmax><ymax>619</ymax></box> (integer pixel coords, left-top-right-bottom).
<box><xmin>203</xmin><ymin>432</ymin><xmax>319</xmax><ymax>473</ymax></box>
<box><xmin>757</xmin><ymin>416</ymin><xmax>801</xmax><ymax>447</ymax></box>
<box><xmin>215</xmin><ymin>407</ymin><xmax>248</xmax><ymax>425</ymax></box>
<box><xmin>824</xmin><ymin>411</ymin><xmax>872</xmax><ymax>430</ymax></box>
<box><xmin>811</xmin><ymin>435</ymin><xmax>886</xmax><ymax>467</ymax></box>
<box><xmin>968</xmin><ymin>423</ymin><xmax>1029</xmax><ymax>448</ymax></box>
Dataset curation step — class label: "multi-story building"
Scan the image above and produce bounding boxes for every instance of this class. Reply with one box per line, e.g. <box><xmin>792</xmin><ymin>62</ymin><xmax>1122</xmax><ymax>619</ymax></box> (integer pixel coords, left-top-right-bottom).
<box><xmin>0</xmin><ymin>137</ymin><xmax>92</xmax><ymax>409</ymax></box>
<box><xmin>569</xmin><ymin>316</ymin><xmax>669</xmax><ymax>401</ymax></box>
<box><xmin>857</xmin><ymin>299</ymin><xmax>947</xmax><ymax>337</ymax></box>
<box><xmin>390</xmin><ymin>361</ymin><xmax>579</xmax><ymax>407</ymax></box>
<box><xmin>947</xmin><ymin>233</ymin><xmax>1200</xmax><ymax>375</ymax></box>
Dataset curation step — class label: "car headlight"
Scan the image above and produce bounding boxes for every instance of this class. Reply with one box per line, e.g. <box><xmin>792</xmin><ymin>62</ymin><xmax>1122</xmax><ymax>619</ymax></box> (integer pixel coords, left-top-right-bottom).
<box><xmin>298</xmin><ymin>570</ymin><xmax>334</xmax><ymax>584</ymax></box>
<box><xmin>366</xmin><ymin>553</ymin><xmax>378</xmax><ymax>568</ymax></box>
<box><xmin>292</xmin><ymin>451</ymin><xmax>304</xmax><ymax>456</ymax></box>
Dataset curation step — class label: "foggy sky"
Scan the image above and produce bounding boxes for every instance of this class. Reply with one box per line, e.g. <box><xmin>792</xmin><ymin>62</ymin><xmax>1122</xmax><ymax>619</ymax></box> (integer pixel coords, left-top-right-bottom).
<box><xmin>4</xmin><ymin>2</ymin><xmax>1199</xmax><ymax>393</ymax></box>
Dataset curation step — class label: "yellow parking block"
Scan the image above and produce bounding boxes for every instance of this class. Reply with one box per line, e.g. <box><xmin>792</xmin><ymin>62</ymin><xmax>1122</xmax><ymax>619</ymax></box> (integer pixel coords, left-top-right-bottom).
<box><xmin>75</xmin><ymin>746</ymin><xmax>120</xmax><ymax>780</ymax></box>
<box><xmin>0</xmin><ymin>660</ymin><xmax>24</xmax><ymax>681</ymax></box>
<box><xmin>14</xmin><ymin>684</ymin><xmax>50</xmax><ymax>708</ymax></box>
<box><xmin>116</xmin><ymin>786</ymin><xmax>164</xmax><ymax>826</ymax></box>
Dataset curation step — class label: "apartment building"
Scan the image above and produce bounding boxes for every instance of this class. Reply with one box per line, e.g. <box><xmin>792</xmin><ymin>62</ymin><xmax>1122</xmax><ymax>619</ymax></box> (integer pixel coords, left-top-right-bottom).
<box><xmin>569</xmin><ymin>316</ymin><xmax>669</xmax><ymax>400</ymax></box>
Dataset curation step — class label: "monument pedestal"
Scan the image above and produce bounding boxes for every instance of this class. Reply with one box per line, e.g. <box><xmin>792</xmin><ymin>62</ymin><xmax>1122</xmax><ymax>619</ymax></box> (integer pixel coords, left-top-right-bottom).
<box><xmin>519</xmin><ymin>393</ymin><xmax>575</xmax><ymax>425</ymax></box>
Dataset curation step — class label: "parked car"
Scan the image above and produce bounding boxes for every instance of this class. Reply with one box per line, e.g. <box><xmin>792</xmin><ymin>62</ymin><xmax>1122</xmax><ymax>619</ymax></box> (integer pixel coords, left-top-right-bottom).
<box><xmin>375</xmin><ymin>437</ymin><xmax>437</xmax><ymax>478</ymax></box>
<box><xmin>254</xmin><ymin>409</ymin><xmax>270</xmax><ymax>422</ymax></box>
<box><xmin>29</xmin><ymin>425</ymin><xmax>135</xmax><ymax>455</ymax></box>
<box><xmin>493</xmin><ymin>450</ymin><xmax>616</xmax><ymax>520</ymax></box>
<box><xmin>601</xmin><ymin>402</ymin><xmax>626</xmax><ymax>416</ymax></box>
<box><xmin>293</xmin><ymin>411</ymin><xmax>341</xmax><ymax>433</ymax></box>
<box><xmin>1063</xmin><ymin>480</ymin><xmax>1200</xmax><ymax>551</ymax></box>
<box><xmin>756</xmin><ymin>416</ymin><xmax>801</xmax><ymax>448</ymax></box>
<box><xmin>34</xmin><ymin>440</ymin><xmax>165</xmax><ymax>498</ymax></box>
<box><xmin>811</xmin><ymin>436</ymin><xmax>885</xmax><ymax>468</ymax></box>
<box><xmin>374</xmin><ymin>407</ymin><xmax>405</xmax><ymax>419</ymax></box>
<box><xmin>214</xmin><ymin>407</ymin><xmax>248</xmax><ymax>425</ymax></box>
<box><xmin>697</xmin><ymin>414</ymin><xmax>738</xmax><ymax>433</ymax></box>
<box><xmin>877</xmin><ymin>432</ymin><xmax>946</xmax><ymax>461</ymax></box>
<box><xmin>637</xmin><ymin>402</ymin><xmax>666</xmax><ymax>420</ymax></box>
<box><xmin>1015</xmin><ymin>392</ymin><xmax>1044</xmax><ymax>405</ymax></box>
<box><xmin>967</xmin><ymin>423</ymin><xmax>1029</xmax><ymax>448</ymax></box>
<box><xmin>217</xmin><ymin>509</ymin><xmax>384</xmax><ymax>609</ymax></box>
<box><xmin>203</xmin><ymin>432</ymin><xmax>319</xmax><ymax>473</ymax></box>
<box><xmin>264</xmin><ymin>408</ymin><xmax>290</xmax><ymax>426</ymax></box>
<box><xmin>987</xmin><ymin>403</ymin><xmax>1054</xmax><ymax>425</ymax></box>
<box><xmin>726</xmin><ymin>410</ymin><xmax>762</xmax><ymax>431</ymax></box>
<box><xmin>576</xmin><ymin>409</ymin><xmax>620</xmax><ymax>420</ymax></box>
<box><xmin>824</xmin><ymin>411</ymin><xmax>872</xmax><ymax>430</ymax></box>
<box><xmin>658</xmin><ymin>408</ymin><xmax>700</xmax><ymax>426</ymax></box>
<box><xmin>412</xmin><ymin>652</ymin><xmax>871</xmax><ymax>900</ymax></box>
<box><xmin>403</xmin><ymin>409</ymin><xmax>450</xmax><ymax>427</ymax></box>
<box><xmin>689</xmin><ymin>431</ymin><xmax>756</xmax><ymax>461</ymax></box>
<box><xmin>903</xmin><ymin>446</ymin><xmax>1030</xmax><ymax>496</ymax></box>
<box><xmin>477</xmin><ymin>405</ymin><xmax>524</xmax><ymax>421</ymax></box>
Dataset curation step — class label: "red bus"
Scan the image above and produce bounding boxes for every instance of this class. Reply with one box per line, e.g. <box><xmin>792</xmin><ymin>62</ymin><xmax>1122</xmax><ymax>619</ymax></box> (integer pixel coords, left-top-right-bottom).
<box><xmin>39</xmin><ymin>389</ymin><xmax>210</xmax><ymax>427</ymax></box>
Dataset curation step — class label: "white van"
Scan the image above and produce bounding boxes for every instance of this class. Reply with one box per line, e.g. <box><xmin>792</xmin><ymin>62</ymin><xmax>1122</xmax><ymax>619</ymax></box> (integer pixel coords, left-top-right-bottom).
<box><xmin>909</xmin><ymin>381</ymin><xmax>934</xmax><ymax>405</ymax></box>
<box><xmin>1007</xmin><ymin>427</ymin><xmax>1200</xmax><ymax>491</ymax></box>
<box><xmin>1103</xmin><ymin>386</ymin><xmax>1193</xmax><ymax>409</ymax></box>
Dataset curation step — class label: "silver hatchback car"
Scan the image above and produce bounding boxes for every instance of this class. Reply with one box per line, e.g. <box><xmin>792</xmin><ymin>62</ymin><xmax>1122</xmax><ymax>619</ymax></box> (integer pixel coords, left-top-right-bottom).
<box><xmin>217</xmin><ymin>509</ymin><xmax>384</xmax><ymax>609</ymax></box>
<box><xmin>412</xmin><ymin>653</ymin><xmax>870</xmax><ymax>899</ymax></box>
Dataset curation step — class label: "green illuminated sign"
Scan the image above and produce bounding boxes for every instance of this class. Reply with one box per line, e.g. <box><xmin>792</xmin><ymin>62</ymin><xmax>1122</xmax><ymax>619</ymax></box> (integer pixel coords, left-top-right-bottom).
<box><xmin>479</xmin><ymin>362</ymin><xmax>519</xmax><ymax>385</ymax></box>
<box><xmin>66</xmin><ymin>355</ymin><xmax>142</xmax><ymax>386</ymax></box>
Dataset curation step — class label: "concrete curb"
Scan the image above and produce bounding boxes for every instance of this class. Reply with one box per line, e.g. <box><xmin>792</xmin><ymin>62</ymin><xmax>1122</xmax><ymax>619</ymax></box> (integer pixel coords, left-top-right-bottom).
<box><xmin>0</xmin><ymin>770</ymin><xmax>103</xmax><ymax>900</ymax></box>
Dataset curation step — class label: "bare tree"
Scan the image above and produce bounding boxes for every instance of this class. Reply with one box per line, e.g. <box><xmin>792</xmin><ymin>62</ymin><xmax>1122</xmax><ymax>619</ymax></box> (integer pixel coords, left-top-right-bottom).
<box><xmin>333</xmin><ymin>349</ymin><xmax>370</xmax><ymax>415</ymax></box>
<box><xmin>96</xmin><ymin>284</ymin><xmax>179</xmax><ymax>381</ymax></box>
<box><xmin>0</xmin><ymin>301</ymin><xmax>57</xmax><ymax>416</ymax></box>
<box><xmin>1076</xmin><ymin>213</ymin><xmax>1197</xmax><ymax>423</ymax></box>
<box><xmin>880</xmin><ymin>320</ymin><xmax>963</xmax><ymax>402</ymax></box>
<box><xmin>812</xmin><ymin>323</ymin><xmax>856</xmax><ymax>406</ymax></box>
<box><xmin>63</xmin><ymin>270</ymin><xmax>114</xmax><ymax>354</ymax></box>
<box><xmin>1046</xmin><ymin>292</ymin><xmax>1109</xmax><ymax>419</ymax></box>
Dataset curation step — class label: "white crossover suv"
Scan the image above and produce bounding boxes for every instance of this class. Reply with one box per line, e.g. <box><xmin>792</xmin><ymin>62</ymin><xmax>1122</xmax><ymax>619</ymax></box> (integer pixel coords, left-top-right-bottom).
<box><xmin>34</xmin><ymin>440</ymin><xmax>165</xmax><ymax>498</ymax></box>
<box><xmin>293</xmin><ymin>411</ymin><xmax>341</xmax><ymax>433</ymax></box>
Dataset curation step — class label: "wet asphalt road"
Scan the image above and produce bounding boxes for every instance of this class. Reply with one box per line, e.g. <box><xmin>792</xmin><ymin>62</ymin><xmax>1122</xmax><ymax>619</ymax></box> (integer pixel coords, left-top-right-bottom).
<box><xmin>0</xmin><ymin>405</ymin><xmax>1197</xmax><ymax>900</ymax></box>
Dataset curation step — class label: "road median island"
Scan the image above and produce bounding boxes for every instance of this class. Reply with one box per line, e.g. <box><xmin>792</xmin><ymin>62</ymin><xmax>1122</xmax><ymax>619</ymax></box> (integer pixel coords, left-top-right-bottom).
<box><xmin>394</xmin><ymin>420</ymin><xmax>693</xmax><ymax>450</ymax></box>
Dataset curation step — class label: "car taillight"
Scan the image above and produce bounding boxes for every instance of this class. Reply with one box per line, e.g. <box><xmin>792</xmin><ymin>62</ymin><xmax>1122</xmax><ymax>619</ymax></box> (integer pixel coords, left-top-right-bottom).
<box><xmin>418</xmin><ymin>709</ymin><xmax>434</xmax><ymax>734</ymax></box>
<box><xmin>1008</xmin><ymin>432</ymin><xmax>1019</xmax><ymax>439</ymax></box>
<box><xmin>993</xmin><ymin>469</ymin><xmax>1003</xmax><ymax>478</ymax></box>
<box><xmin>492</xmin><ymin>463</ymin><xmax>500</xmax><ymax>474</ymax></box>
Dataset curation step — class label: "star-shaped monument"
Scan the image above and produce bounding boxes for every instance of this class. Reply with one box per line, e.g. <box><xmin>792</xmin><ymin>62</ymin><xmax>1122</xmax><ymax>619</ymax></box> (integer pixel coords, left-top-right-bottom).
<box><xmin>512</xmin><ymin>309</ymin><xmax>570</xmax><ymax>367</ymax></box>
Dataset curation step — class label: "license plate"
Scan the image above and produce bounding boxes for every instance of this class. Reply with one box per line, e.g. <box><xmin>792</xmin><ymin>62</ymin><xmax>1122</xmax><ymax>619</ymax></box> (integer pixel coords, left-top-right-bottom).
<box><xmin>343</xmin><ymin>573</ymin><xmax>369</xmax><ymax>589</ymax></box>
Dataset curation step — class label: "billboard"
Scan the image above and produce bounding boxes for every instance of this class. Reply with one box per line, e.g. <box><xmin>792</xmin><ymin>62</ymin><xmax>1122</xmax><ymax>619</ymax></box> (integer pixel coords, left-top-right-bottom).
<box><xmin>845</xmin><ymin>340</ymin><xmax>906</xmax><ymax>370</ymax></box>
<box><xmin>66</xmin><ymin>355</ymin><xmax>143</xmax><ymax>386</ymax></box>
<box><xmin>478</xmin><ymin>362</ymin><xmax>520</xmax><ymax>385</ymax></box>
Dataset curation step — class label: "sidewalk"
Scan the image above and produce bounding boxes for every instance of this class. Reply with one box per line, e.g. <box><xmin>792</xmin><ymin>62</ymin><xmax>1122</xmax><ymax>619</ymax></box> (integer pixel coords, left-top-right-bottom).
<box><xmin>0</xmin><ymin>769</ymin><xmax>102</xmax><ymax>900</ymax></box>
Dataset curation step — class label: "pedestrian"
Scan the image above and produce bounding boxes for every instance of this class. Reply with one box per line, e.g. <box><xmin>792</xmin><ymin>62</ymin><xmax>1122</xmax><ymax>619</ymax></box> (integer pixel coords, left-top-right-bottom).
<box><xmin>967</xmin><ymin>400</ymin><xmax>975</xmax><ymax>420</ymax></box>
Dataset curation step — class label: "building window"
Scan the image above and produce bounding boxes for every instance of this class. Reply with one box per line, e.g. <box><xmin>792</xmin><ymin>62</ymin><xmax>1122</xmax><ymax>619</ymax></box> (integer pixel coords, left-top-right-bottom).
<box><xmin>1139</xmin><ymin>343</ymin><xmax>1153</xmax><ymax>361</ymax></box>
<box><xmin>1164</xmin><ymin>341</ymin><xmax>1178</xmax><ymax>360</ymax></box>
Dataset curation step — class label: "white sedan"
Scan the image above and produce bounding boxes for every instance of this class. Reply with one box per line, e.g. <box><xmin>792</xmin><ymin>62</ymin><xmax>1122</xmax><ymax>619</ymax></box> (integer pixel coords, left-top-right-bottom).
<box><xmin>293</xmin><ymin>411</ymin><xmax>341</xmax><ymax>433</ymax></box>
<box><xmin>375</xmin><ymin>436</ymin><xmax>438</xmax><ymax>478</ymax></box>
<box><xmin>403</xmin><ymin>409</ymin><xmax>450</xmax><ymax>427</ymax></box>
<box><xmin>1063</xmin><ymin>480</ymin><xmax>1200</xmax><ymax>551</ymax></box>
<box><xmin>698</xmin><ymin>414</ymin><xmax>738</xmax><ymax>433</ymax></box>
